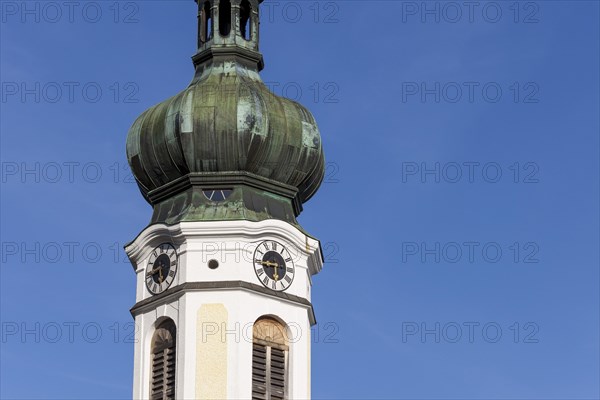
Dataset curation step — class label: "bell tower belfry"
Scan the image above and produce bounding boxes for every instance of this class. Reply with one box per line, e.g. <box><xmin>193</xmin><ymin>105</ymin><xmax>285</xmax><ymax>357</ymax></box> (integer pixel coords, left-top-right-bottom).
<box><xmin>124</xmin><ymin>1</ymin><xmax>326</xmax><ymax>399</ymax></box>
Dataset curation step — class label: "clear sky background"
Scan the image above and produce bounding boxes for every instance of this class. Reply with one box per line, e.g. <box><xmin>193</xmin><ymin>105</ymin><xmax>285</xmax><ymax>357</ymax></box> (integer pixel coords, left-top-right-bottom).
<box><xmin>1</xmin><ymin>1</ymin><xmax>599</xmax><ymax>399</ymax></box>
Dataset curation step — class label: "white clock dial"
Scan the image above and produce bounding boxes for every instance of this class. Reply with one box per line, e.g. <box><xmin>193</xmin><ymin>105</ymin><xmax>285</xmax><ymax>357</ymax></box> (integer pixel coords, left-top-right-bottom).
<box><xmin>145</xmin><ymin>243</ymin><xmax>178</xmax><ymax>295</ymax></box>
<box><xmin>253</xmin><ymin>241</ymin><xmax>295</xmax><ymax>292</ymax></box>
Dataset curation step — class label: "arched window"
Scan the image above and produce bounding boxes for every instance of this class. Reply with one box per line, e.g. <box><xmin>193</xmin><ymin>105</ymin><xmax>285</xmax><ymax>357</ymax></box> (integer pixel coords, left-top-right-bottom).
<box><xmin>240</xmin><ymin>0</ymin><xmax>252</xmax><ymax>40</ymax></box>
<box><xmin>150</xmin><ymin>320</ymin><xmax>176</xmax><ymax>400</ymax></box>
<box><xmin>199</xmin><ymin>1</ymin><xmax>213</xmax><ymax>44</ymax></box>
<box><xmin>219</xmin><ymin>0</ymin><xmax>231</xmax><ymax>37</ymax></box>
<box><xmin>252</xmin><ymin>317</ymin><xmax>288</xmax><ymax>400</ymax></box>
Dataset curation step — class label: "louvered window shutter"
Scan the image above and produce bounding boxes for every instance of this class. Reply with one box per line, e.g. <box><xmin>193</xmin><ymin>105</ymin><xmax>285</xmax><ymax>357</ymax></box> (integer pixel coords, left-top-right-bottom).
<box><xmin>150</xmin><ymin>320</ymin><xmax>176</xmax><ymax>400</ymax></box>
<box><xmin>252</xmin><ymin>318</ymin><xmax>288</xmax><ymax>400</ymax></box>
<box><xmin>269</xmin><ymin>347</ymin><xmax>286</xmax><ymax>400</ymax></box>
<box><xmin>252</xmin><ymin>343</ymin><xmax>268</xmax><ymax>399</ymax></box>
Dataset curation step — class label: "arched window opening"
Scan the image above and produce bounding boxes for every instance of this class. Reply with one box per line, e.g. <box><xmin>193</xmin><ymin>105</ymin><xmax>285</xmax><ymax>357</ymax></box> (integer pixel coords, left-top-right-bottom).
<box><xmin>219</xmin><ymin>0</ymin><xmax>231</xmax><ymax>37</ymax></box>
<box><xmin>200</xmin><ymin>1</ymin><xmax>213</xmax><ymax>43</ymax></box>
<box><xmin>240</xmin><ymin>0</ymin><xmax>252</xmax><ymax>40</ymax></box>
<box><xmin>150</xmin><ymin>320</ymin><xmax>176</xmax><ymax>400</ymax></box>
<box><xmin>252</xmin><ymin>317</ymin><xmax>288</xmax><ymax>400</ymax></box>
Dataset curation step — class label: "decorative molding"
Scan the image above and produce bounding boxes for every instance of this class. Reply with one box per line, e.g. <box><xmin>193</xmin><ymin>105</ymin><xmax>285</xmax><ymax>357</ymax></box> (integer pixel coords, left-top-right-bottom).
<box><xmin>125</xmin><ymin>219</ymin><xmax>323</xmax><ymax>276</ymax></box>
<box><xmin>130</xmin><ymin>281</ymin><xmax>317</xmax><ymax>325</ymax></box>
<box><xmin>146</xmin><ymin>171</ymin><xmax>303</xmax><ymax>216</ymax></box>
<box><xmin>192</xmin><ymin>46</ymin><xmax>264</xmax><ymax>70</ymax></box>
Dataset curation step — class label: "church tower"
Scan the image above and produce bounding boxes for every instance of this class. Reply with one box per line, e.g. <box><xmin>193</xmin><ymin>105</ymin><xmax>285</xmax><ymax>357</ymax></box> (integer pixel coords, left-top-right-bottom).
<box><xmin>124</xmin><ymin>1</ymin><xmax>325</xmax><ymax>399</ymax></box>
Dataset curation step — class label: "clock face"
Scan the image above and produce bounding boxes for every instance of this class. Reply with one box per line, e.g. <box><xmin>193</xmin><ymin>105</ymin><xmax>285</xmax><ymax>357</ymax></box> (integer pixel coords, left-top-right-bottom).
<box><xmin>253</xmin><ymin>241</ymin><xmax>295</xmax><ymax>292</ymax></box>
<box><xmin>145</xmin><ymin>243</ymin><xmax>178</xmax><ymax>295</ymax></box>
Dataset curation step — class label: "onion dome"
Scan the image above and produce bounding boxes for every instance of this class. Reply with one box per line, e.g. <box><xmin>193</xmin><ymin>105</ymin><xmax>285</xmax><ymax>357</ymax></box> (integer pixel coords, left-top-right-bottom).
<box><xmin>126</xmin><ymin>0</ymin><xmax>325</xmax><ymax>226</ymax></box>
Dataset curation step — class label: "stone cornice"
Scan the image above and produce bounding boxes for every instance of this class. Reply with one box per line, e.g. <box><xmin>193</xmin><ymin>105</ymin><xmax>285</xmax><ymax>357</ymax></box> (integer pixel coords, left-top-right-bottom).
<box><xmin>130</xmin><ymin>280</ymin><xmax>316</xmax><ymax>325</ymax></box>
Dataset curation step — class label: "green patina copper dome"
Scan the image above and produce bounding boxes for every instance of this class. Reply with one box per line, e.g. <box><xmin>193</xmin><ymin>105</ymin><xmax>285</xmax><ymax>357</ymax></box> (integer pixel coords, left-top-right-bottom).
<box><xmin>126</xmin><ymin>0</ymin><xmax>325</xmax><ymax>226</ymax></box>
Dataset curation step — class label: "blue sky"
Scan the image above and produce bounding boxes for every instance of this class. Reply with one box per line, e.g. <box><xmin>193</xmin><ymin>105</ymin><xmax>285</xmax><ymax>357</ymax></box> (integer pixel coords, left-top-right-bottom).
<box><xmin>1</xmin><ymin>1</ymin><xmax>599</xmax><ymax>399</ymax></box>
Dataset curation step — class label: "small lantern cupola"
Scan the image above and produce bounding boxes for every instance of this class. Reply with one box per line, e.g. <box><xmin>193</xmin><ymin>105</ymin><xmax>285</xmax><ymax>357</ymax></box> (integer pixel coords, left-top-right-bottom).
<box><xmin>194</xmin><ymin>0</ymin><xmax>264</xmax><ymax>70</ymax></box>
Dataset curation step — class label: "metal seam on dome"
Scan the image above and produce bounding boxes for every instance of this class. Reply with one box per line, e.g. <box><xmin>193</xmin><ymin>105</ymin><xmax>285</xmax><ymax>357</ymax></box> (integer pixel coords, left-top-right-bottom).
<box><xmin>248</xmin><ymin>81</ymin><xmax>269</xmax><ymax>176</ymax></box>
<box><xmin>149</xmin><ymin>101</ymin><xmax>170</xmax><ymax>186</ymax></box>
<box><xmin>164</xmin><ymin>92</ymin><xmax>188</xmax><ymax>177</ymax></box>
<box><xmin>128</xmin><ymin>116</ymin><xmax>152</xmax><ymax>193</ymax></box>
<box><xmin>302</xmin><ymin>155</ymin><xmax>325</xmax><ymax>203</ymax></box>
<box><xmin>179</xmin><ymin>89</ymin><xmax>196</xmax><ymax>173</ymax></box>
<box><xmin>138</xmin><ymin>112</ymin><xmax>161</xmax><ymax>190</ymax></box>
<box><xmin>160</xmin><ymin>96</ymin><xmax>183</xmax><ymax>180</ymax></box>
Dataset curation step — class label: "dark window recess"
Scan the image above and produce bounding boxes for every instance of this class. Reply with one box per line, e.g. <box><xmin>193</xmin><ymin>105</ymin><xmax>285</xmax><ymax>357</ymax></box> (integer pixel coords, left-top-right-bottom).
<box><xmin>240</xmin><ymin>0</ymin><xmax>251</xmax><ymax>40</ymax></box>
<box><xmin>203</xmin><ymin>189</ymin><xmax>233</xmax><ymax>202</ymax></box>
<box><xmin>151</xmin><ymin>320</ymin><xmax>176</xmax><ymax>400</ymax></box>
<box><xmin>200</xmin><ymin>1</ymin><xmax>213</xmax><ymax>43</ymax></box>
<box><xmin>219</xmin><ymin>0</ymin><xmax>231</xmax><ymax>36</ymax></box>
